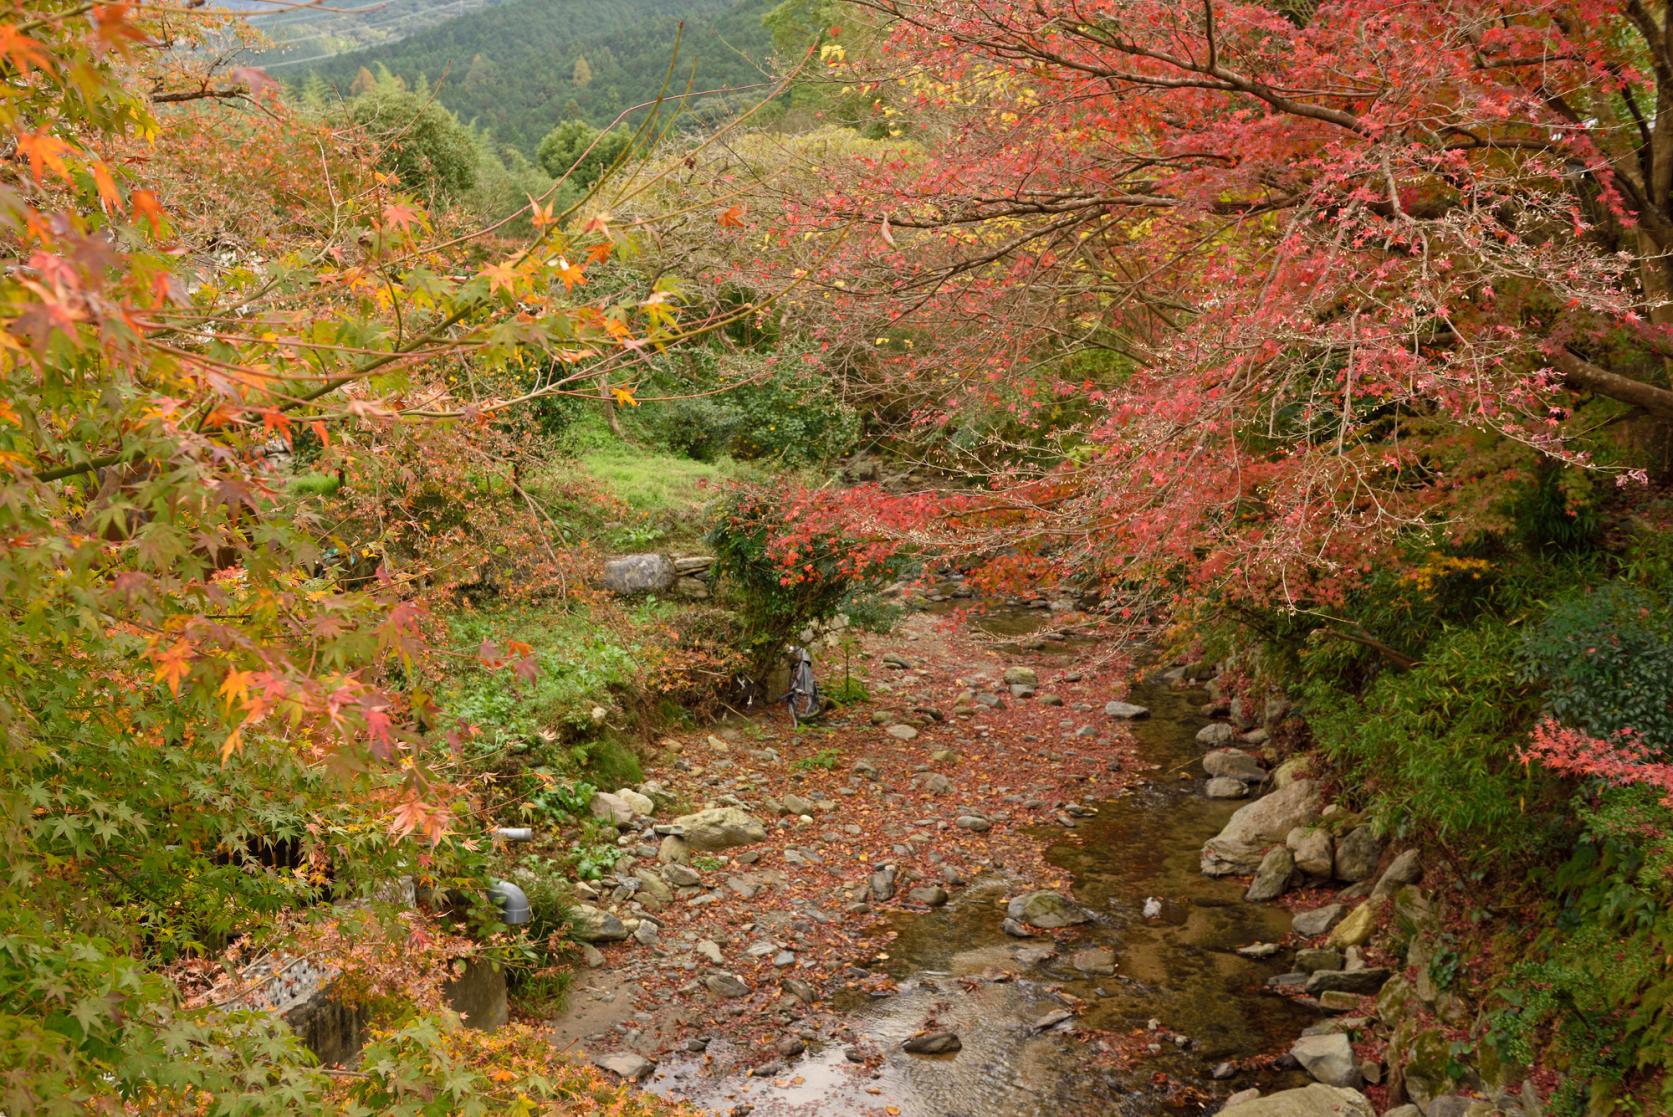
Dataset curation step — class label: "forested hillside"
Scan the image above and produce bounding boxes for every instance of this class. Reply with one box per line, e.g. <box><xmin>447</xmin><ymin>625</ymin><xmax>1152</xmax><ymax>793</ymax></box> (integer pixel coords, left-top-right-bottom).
<box><xmin>291</xmin><ymin>0</ymin><xmax>778</xmax><ymax>151</ymax></box>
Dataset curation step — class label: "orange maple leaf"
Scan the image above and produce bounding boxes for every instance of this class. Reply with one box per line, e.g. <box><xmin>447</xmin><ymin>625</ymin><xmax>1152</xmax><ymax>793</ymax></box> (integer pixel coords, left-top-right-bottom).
<box><xmin>585</xmin><ymin>240</ymin><xmax>613</xmax><ymax>265</ymax></box>
<box><xmin>718</xmin><ymin>205</ymin><xmax>747</xmax><ymax>228</ymax></box>
<box><xmin>16</xmin><ymin>132</ymin><xmax>75</xmax><ymax>185</ymax></box>
<box><xmin>0</xmin><ymin>26</ymin><xmax>53</xmax><ymax>76</ymax></box>
<box><xmin>129</xmin><ymin>189</ymin><xmax>167</xmax><ymax>235</ymax></box>
<box><xmin>152</xmin><ymin>639</ymin><xmax>193</xmax><ymax>697</ymax></box>
<box><xmin>481</xmin><ymin>260</ymin><xmax>520</xmax><ymax>296</ymax></box>
<box><xmin>91</xmin><ymin>161</ymin><xmax>123</xmax><ymax>211</ymax></box>
<box><xmin>218</xmin><ymin>667</ymin><xmax>254</xmax><ymax>710</ymax></box>
<box><xmin>553</xmin><ymin>257</ymin><xmax>587</xmax><ymax>292</ymax></box>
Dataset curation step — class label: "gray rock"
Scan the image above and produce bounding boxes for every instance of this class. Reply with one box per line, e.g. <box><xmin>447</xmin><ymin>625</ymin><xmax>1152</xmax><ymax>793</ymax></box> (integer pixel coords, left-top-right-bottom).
<box><xmin>1371</xmin><ymin>849</ymin><xmax>1422</xmax><ymax>897</ymax></box>
<box><xmin>656</xmin><ymin>835</ymin><xmax>690</xmax><ymax>864</ymax></box>
<box><xmin>1295</xmin><ymin>948</ymin><xmax>1343</xmax><ymax>973</ymax></box>
<box><xmin>1291</xmin><ymin>828</ymin><xmax>1335</xmax><ymax>878</ymax></box>
<box><xmin>1105</xmin><ymin>701</ymin><xmax>1151</xmax><ymax>720</ymax></box>
<box><xmin>593</xmin><ymin>1052</ymin><xmax>654</xmax><ymax>1080</ymax></box>
<box><xmin>1426</xmin><ymin>1098</ymin><xmax>1473</xmax><ymax>1117</ymax></box>
<box><xmin>1007</xmin><ymin>890</ymin><xmax>1090</xmax><ymax>929</ymax></box>
<box><xmin>615</xmin><ymin>788</ymin><xmax>655</xmax><ymax>817</ymax></box>
<box><xmin>704</xmin><ymin>972</ymin><xmax>750</xmax><ymax>998</ymax></box>
<box><xmin>1196</xmin><ymin>723</ymin><xmax>1237</xmax><ymax>745</ymax></box>
<box><xmin>923</xmin><ymin>773</ymin><xmax>954</xmax><ymax>794</ymax></box>
<box><xmin>671</xmin><ymin>807</ymin><xmax>766</xmax><ymax>851</ymax></box>
<box><xmin>1382</xmin><ymin>1108</ymin><xmax>1421</xmax><ymax>1117</ymax></box>
<box><xmin>1305</xmin><ymin>968</ymin><xmax>1390</xmax><ymax>996</ymax></box>
<box><xmin>1201</xmin><ymin>780</ymin><xmax>1322</xmax><ymax>876</ymax></box>
<box><xmin>589</xmin><ymin>791</ymin><xmax>636</xmax><ymax>826</ymax></box>
<box><xmin>783</xmin><ymin>977</ymin><xmax>816</xmax><ymax>1003</ymax></box>
<box><xmin>908</xmin><ymin>885</ymin><xmax>949</xmax><ymax>906</ymax></box>
<box><xmin>571</xmin><ymin>905</ymin><xmax>628</xmax><ymax>943</ymax></box>
<box><xmin>602</xmin><ymin>553</ymin><xmax>676</xmax><ymax>595</ymax></box>
<box><xmin>695</xmin><ymin>940</ymin><xmax>723</xmax><ymax>964</ymax></box>
<box><xmin>1009</xmin><ymin>684</ymin><xmax>1036</xmax><ymax>698</ymax></box>
<box><xmin>1225</xmin><ymin>1088</ymin><xmax>1261</xmax><ymax>1108</ymax></box>
<box><xmin>1014</xmin><ymin>944</ymin><xmax>1057</xmax><ymax>966</ymax></box>
<box><xmin>902</xmin><ymin>1030</ymin><xmax>961</xmax><ymax>1055</ymax></box>
<box><xmin>1217</xmin><ymin>1084</ymin><xmax>1374</xmax><ymax>1117</ymax></box>
<box><xmin>780</xmin><ymin>793</ymin><xmax>816</xmax><ymax>816</ymax></box>
<box><xmin>1002</xmin><ymin>666</ymin><xmax>1038</xmax><ymax>687</ymax></box>
<box><xmin>663</xmin><ymin>863</ymin><xmax>701</xmax><ymax>888</ymax></box>
<box><xmin>1246</xmin><ymin>846</ymin><xmax>1294</xmax><ymax>901</ymax></box>
<box><xmin>886</xmin><ymin>723</ymin><xmax>919</xmax><ymax>741</ymax></box>
<box><xmin>869</xmin><ymin>867</ymin><xmax>897</xmax><ymax>902</ymax></box>
<box><xmin>1207</xmin><ymin>777</ymin><xmax>1251</xmax><ymax>799</ymax></box>
<box><xmin>1031</xmin><ymin>1008</ymin><xmax>1075</xmax><ymax>1033</ymax></box>
<box><xmin>1290</xmin><ymin>1033</ymin><xmax>1363</xmax><ymax>1088</ymax></box>
<box><xmin>1333</xmin><ymin>826</ymin><xmax>1383</xmax><ymax>882</ymax></box>
<box><xmin>1204</xmin><ymin>748</ymin><xmax>1267</xmax><ymax>783</ymax></box>
<box><xmin>956</xmin><ymin>814</ymin><xmax>992</xmax><ymax>832</ymax></box>
<box><xmin>671</xmin><ymin>576</ymin><xmax>709</xmax><ymax>600</ymax></box>
<box><xmin>1292</xmin><ymin>904</ymin><xmax>1346</xmax><ymax>937</ymax></box>
<box><xmin>1071</xmin><ymin>946</ymin><xmax>1117</xmax><ymax>975</ymax></box>
<box><xmin>1001</xmin><ymin>917</ymin><xmax>1034</xmax><ymax>938</ymax></box>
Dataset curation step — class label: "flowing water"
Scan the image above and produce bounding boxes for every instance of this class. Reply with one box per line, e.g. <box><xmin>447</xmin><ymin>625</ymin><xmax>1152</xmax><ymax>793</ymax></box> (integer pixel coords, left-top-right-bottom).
<box><xmin>649</xmin><ymin>612</ymin><xmax>1313</xmax><ymax>1116</ymax></box>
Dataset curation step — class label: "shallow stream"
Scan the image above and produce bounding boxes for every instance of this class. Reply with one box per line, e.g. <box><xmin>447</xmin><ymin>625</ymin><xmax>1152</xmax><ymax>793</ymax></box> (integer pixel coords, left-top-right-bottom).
<box><xmin>650</xmin><ymin>619</ymin><xmax>1313</xmax><ymax>1116</ymax></box>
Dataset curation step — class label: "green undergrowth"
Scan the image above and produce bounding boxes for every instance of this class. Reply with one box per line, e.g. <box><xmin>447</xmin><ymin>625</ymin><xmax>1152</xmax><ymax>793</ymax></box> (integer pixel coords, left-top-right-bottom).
<box><xmin>1220</xmin><ymin>477</ymin><xmax>1673</xmax><ymax>1113</ymax></box>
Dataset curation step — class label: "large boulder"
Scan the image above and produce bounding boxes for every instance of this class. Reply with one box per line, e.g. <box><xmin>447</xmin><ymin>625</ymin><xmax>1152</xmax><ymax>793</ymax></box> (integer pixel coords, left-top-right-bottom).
<box><xmin>1290</xmin><ymin>827</ymin><xmax>1335</xmax><ymax>878</ymax></box>
<box><xmin>1291</xmin><ymin>1033</ymin><xmax>1363</xmax><ymax>1088</ymax></box>
<box><xmin>1006</xmin><ymin>890</ymin><xmax>1091</xmax><ymax>930</ymax></box>
<box><xmin>602</xmin><ymin>554</ymin><xmax>676</xmax><ymax>595</ymax></box>
<box><xmin>589</xmin><ymin>791</ymin><xmax>636</xmax><ymax>826</ymax></box>
<box><xmin>1201</xmin><ymin>780</ymin><xmax>1322</xmax><ymax>876</ymax></box>
<box><xmin>1196</xmin><ymin>723</ymin><xmax>1237</xmax><ymax>745</ymax></box>
<box><xmin>1105</xmin><ymin>700</ymin><xmax>1150</xmax><ymax>720</ymax></box>
<box><xmin>671</xmin><ymin>807</ymin><xmax>766</xmax><ymax>851</ymax></box>
<box><xmin>1217</xmin><ymin>1084</ymin><xmax>1375</xmax><ymax>1117</ymax></box>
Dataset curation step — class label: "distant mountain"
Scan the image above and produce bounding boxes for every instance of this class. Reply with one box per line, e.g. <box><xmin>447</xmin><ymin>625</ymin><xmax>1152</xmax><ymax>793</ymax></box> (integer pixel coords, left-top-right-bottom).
<box><xmin>248</xmin><ymin>0</ymin><xmax>516</xmax><ymax>65</ymax></box>
<box><xmin>274</xmin><ymin>0</ymin><xmax>778</xmax><ymax>154</ymax></box>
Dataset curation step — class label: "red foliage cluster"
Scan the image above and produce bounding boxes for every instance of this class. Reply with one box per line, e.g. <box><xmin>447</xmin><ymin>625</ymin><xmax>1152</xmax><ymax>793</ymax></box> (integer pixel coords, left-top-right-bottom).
<box><xmin>1523</xmin><ymin>718</ymin><xmax>1673</xmax><ymax>805</ymax></box>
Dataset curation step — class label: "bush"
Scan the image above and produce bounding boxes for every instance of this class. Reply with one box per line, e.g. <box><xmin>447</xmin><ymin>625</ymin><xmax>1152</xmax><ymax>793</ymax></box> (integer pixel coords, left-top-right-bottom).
<box><xmin>1522</xmin><ymin>583</ymin><xmax>1673</xmax><ymax>752</ymax></box>
<box><xmin>1303</xmin><ymin>617</ymin><xmax>1558</xmax><ymax>856</ymax></box>
<box><xmin>709</xmin><ymin>488</ymin><xmax>904</xmax><ymax>682</ymax></box>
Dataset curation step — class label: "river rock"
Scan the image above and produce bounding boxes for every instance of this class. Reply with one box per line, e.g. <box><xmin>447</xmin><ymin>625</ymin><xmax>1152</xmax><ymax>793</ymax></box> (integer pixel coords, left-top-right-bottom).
<box><xmin>1290</xmin><ymin>828</ymin><xmax>1335</xmax><ymax>878</ymax></box>
<box><xmin>886</xmin><ymin>723</ymin><xmax>919</xmax><ymax>741</ymax></box>
<box><xmin>1292</xmin><ymin>904</ymin><xmax>1346</xmax><ymax>936</ymax></box>
<box><xmin>1071</xmin><ymin>946</ymin><xmax>1117</xmax><ymax>975</ymax></box>
<box><xmin>780</xmin><ymin>793</ymin><xmax>816</xmax><ymax>816</ymax></box>
<box><xmin>704</xmin><ymin>972</ymin><xmax>750</xmax><ymax>998</ymax></box>
<box><xmin>1204</xmin><ymin>748</ymin><xmax>1267</xmax><ymax>783</ymax></box>
<box><xmin>615</xmin><ymin>788</ymin><xmax>655</xmax><ymax>817</ymax></box>
<box><xmin>1371</xmin><ymin>849</ymin><xmax>1423</xmax><ymax>897</ymax></box>
<box><xmin>1207</xmin><ymin>777</ymin><xmax>1251</xmax><ymax>799</ymax></box>
<box><xmin>602</xmin><ymin>553</ymin><xmax>675</xmax><ymax>595</ymax></box>
<box><xmin>571</xmin><ymin>905</ymin><xmax>628</xmax><ymax>943</ymax></box>
<box><xmin>1295</xmin><ymin>948</ymin><xmax>1343</xmax><ymax>973</ymax></box>
<box><xmin>657</xmin><ymin>835</ymin><xmax>690</xmax><ymax>864</ymax></box>
<box><xmin>1196</xmin><ymin>723</ymin><xmax>1237</xmax><ymax>745</ymax></box>
<box><xmin>1002</xmin><ymin>666</ymin><xmax>1038</xmax><ymax>687</ymax></box>
<box><xmin>671</xmin><ymin>807</ymin><xmax>766</xmax><ymax>851</ymax></box>
<box><xmin>903</xmin><ymin>1030</ymin><xmax>962</xmax><ymax>1054</ymax></box>
<box><xmin>593</xmin><ymin>1052</ymin><xmax>654</xmax><ymax>1080</ymax></box>
<box><xmin>908</xmin><ymin>885</ymin><xmax>949</xmax><ymax>906</ymax></box>
<box><xmin>1201</xmin><ymin>780</ymin><xmax>1322</xmax><ymax>876</ymax></box>
<box><xmin>869</xmin><ymin>866</ymin><xmax>897</xmax><ymax>902</ymax></box>
<box><xmin>1326</xmin><ymin>901</ymin><xmax>1378</xmax><ymax>949</ymax></box>
<box><xmin>1105</xmin><ymin>701</ymin><xmax>1151</xmax><ymax>719</ymax></box>
<box><xmin>1290</xmin><ymin>1033</ymin><xmax>1362</xmax><ymax>1088</ymax></box>
<box><xmin>1246</xmin><ymin>846</ymin><xmax>1294</xmax><ymax>901</ymax></box>
<box><xmin>956</xmin><ymin>814</ymin><xmax>992</xmax><ymax>832</ymax></box>
<box><xmin>1306</xmin><ymin>968</ymin><xmax>1390</xmax><ymax>996</ymax></box>
<box><xmin>1270</xmin><ymin>756</ymin><xmax>1314</xmax><ymax>789</ymax></box>
<box><xmin>1333</xmin><ymin>826</ymin><xmax>1382</xmax><ymax>882</ymax></box>
<box><xmin>1218</xmin><ymin>1084</ymin><xmax>1374</xmax><ymax>1117</ymax></box>
<box><xmin>1007</xmin><ymin>890</ymin><xmax>1090</xmax><ymax>929</ymax></box>
<box><xmin>633</xmin><ymin>869</ymin><xmax>673</xmax><ymax>904</ymax></box>
<box><xmin>589</xmin><ymin>791</ymin><xmax>636</xmax><ymax>826</ymax></box>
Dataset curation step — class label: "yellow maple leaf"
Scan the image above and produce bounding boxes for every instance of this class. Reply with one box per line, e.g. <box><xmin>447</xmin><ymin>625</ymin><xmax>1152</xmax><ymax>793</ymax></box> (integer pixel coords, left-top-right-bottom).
<box><xmin>610</xmin><ymin>386</ymin><xmax>639</xmax><ymax>408</ymax></box>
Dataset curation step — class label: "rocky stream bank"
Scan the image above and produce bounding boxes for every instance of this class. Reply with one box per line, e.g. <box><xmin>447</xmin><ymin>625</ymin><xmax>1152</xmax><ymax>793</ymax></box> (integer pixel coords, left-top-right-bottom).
<box><xmin>543</xmin><ymin>600</ymin><xmax>1544</xmax><ymax>1117</ymax></box>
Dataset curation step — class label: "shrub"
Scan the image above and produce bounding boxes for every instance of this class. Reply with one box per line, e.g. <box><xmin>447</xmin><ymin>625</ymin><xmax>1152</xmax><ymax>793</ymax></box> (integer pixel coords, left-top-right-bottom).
<box><xmin>709</xmin><ymin>487</ymin><xmax>904</xmax><ymax>682</ymax></box>
<box><xmin>1303</xmin><ymin>617</ymin><xmax>1558</xmax><ymax>856</ymax></box>
<box><xmin>1522</xmin><ymin>583</ymin><xmax>1673</xmax><ymax>752</ymax></box>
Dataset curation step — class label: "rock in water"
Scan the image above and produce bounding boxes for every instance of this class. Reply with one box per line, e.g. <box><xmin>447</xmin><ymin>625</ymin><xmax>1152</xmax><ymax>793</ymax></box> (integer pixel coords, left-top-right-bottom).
<box><xmin>593</xmin><ymin>1052</ymin><xmax>654</xmax><ymax>1081</ymax></box>
<box><xmin>1006</xmin><ymin>890</ymin><xmax>1091</xmax><ymax>929</ymax></box>
<box><xmin>1245</xmin><ymin>846</ymin><xmax>1294</xmax><ymax>901</ymax></box>
<box><xmin>1290</xmin><ymin>1034</ymin><xmax>1363</xmax><ymax>1088</ymax></box>
<box><xmin>671</xmin><ymin>807</ymin><xmax>766</xmax><ymax>851</ymax></box>
<box><xmin>1105</xmin><ymin>700</ymin><xmax>1150</xmax><ymax>719</ymax></box>
<box><xmin>1196</xmin><ymin>723</ymin><xmax>1237</xmax><ymax>745</ymax></box>
<box><xmin>1201</xmin><ymin>781</ymin><xmax>1322</xmax><ymax>876</ymax></box>
<box><xmin>1206</xmin><ymin>777</ymin><xmax>1251</xmax><ymax>799</ymax></box>
<box><xmin>902</xmin><ymin>1030</ymin><xmax>961</xmax><ymax>1054</ymax></box>
<box><xmin>1204</xmin><ymin>748</ymin><xmax>1267</xmax><ymax>783</ymax></box>
<box><xmin>602</xmin><ymin>553</ymin><xmax>676</xmax><ymax>595</ymax></box>
<box><xmin>1217</xmin><ymin>1084</ymin><xmax>1375</xmax><ymax>1117</ymax></box>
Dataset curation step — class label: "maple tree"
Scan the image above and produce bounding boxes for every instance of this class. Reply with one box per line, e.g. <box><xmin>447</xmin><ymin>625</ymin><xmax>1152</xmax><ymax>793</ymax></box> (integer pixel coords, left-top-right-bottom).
<box><xmin>701</xmin><ymin>0</ymin><xmax>1673</xmax><ymax>785</ymax></box>
<box><xmin>0</xmin><ymin>1</ymin><xmax>787</xmax><ymax>1108</ymax></box>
